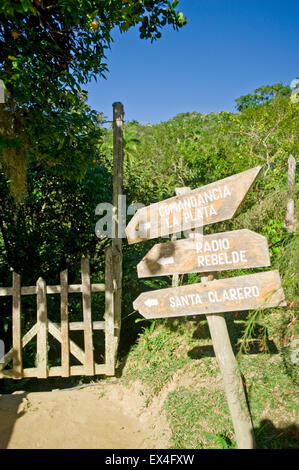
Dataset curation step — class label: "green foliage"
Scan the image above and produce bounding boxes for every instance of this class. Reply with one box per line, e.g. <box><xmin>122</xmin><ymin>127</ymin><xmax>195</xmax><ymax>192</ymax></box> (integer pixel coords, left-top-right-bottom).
<box><xmin>235</xmin><ymin>83</ymin><xmax>291</xmax><ymax>111</ymax></box>
<box><xmin>1</xmin><ymin>0</ymin><xmax>186</xmax><ymax>104</ymax></box>
<box><xmin>0</xmin><ymin>0</ymin><xmax>186</xmax><ymax>200</ymax></box>
<box><xmin>101</xmin><ymin>92</ymin><xmax>299</xmax><ymax>210</ymax></box>
<box><xmin>164</xmin><ymin>387</ymin><xmax>235</xmax><ymax>449</ymax></box>
<box><xmin>0</xmin><ymin>161</ymin><xmax>111</xmax><ymax>278</ymax></box>
<box><xmin>100</xmin><ymin>85</ymin><xmax>299</xmax><ymax>363</ymax></box>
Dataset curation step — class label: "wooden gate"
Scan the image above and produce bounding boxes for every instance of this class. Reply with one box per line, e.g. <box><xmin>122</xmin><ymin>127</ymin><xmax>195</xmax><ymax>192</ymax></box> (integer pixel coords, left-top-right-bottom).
<box><xmin>0</xmin><ymin>246</ymin><xmax>118</xmax><ymax>379</ymax></box>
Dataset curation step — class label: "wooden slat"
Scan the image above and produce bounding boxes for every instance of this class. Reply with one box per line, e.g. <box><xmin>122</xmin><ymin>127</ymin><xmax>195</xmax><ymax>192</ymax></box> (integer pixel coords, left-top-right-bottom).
<box><xmin>285</xmin><ymin>154</ymin><xmax>296</xmax><ymax>233</ymax></box>
<box><xmin>0</xmin><ymin>283</ymin><xmax>106</xmax><ymax>296</ymax></box>
<box><xmin>48</xmin><ymin>321</ymin><xmax>85</xmax><ymax>365</ymax></box>
<box><xmin>12</xmin><ymin>272</ymin><xmax>23</xmax><ymax>378</ymax></box>
<box><xmin>94</xmin><ymin>364</ymin><xmax>107</xmax><ymax>375</ymax></box>
<box><xmin>0</xmin><ymin>323</ymin><xmax>38</xmax><ymax>371</ymax></box>
<box><xmin>20</xmin><ymin>283</ymin><xmax>106</xmax><ymax>295</ymax></box>
<box><xmin>91</xmin><ymin>284</ymin><xmax>106</xmax><ymax>293</ymax></box>
<box><xmin>0</xmin><ymin>350</ymin><xmax>13</xmax><ymax>371</ymax></box>
<box><xmin>51</xmin><ymin>321</ymin><xmax>105</xmax><ymax>331</ymax></box>
<box><xmin>48</xmin><ymin>366</ymin><xmax>87</xmax><ymax>377</ymax></box>
<box><xmin>0</xmin><ymin>287</ymin><xmax>12</xmax><ymax>296</ymax></box>
<box><xmin>112</xmin><ymin>102</ymin><xmax>124</xmax><ymax>357</ymax></box>
<box><xmin>81</xmin><ymin>258</ymin><xmax>94</xmax><ymax>375</ymax></box>
<box><xmin>36</xmin><ymin>277</ymin><xmax>48</xmax><ymax>378</ymax></box>
<box><xmin>60</xmin><ymin>269</ymin><xmax>69</xmax><ymax>377</ymax></box>
<box><xmin>104</xmin><ymin>246</ymin><xmax>115</xmax><ymax>375</ymax></box>
<box><xmin>1</xmin><ymin>364</ymin><xmax>107</xmax><ymax>379</ymax></box>
<box><xmin>0</xmin><ymin>370</ymin><xmax>20</xmax><ymax>379</ymax></box>
<box><xmin>22</xmin><ymin>323</ymin><xmax>38</xmax><ymax>347</ymax></box>
<box><xmin>50</xmin><ymin>364</ymin><xmax>106</xmax><ymax>377</ymax></box>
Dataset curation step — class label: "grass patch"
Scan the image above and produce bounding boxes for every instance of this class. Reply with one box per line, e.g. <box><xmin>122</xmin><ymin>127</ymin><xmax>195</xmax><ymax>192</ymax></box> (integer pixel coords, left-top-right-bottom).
<box><xmin>163</xmin><ymin>387</ymin><xmax>235</xmax><ymax>449</ymax></box>
<box><xmin>121</xmin><ymin>320</ymin><xmax>193</xmax><ymax>395</ymax></box>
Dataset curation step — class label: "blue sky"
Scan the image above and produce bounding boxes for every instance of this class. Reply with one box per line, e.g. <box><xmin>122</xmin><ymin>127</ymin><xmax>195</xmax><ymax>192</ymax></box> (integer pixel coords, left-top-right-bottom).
<box><xmin>86</xmin><ymin>0</ymin><xmax>299</xmax><ymax>125</ymax></box>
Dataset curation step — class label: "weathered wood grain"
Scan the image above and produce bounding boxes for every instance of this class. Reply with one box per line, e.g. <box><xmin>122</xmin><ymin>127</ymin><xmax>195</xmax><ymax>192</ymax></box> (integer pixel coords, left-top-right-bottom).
<box><xmin>285</xmin><ymin>154</ymin><xmax>296</xmax><ymax>233</ymax></box>
<box><xmin>60</xmin><ymin>269</ymin><xmax>69</xmax><ymax>377</ymax></box>
<box><xmin>81</xmin><ymin>258</ymin><xmax>94</xmax><ymax>375</ymax></box>
<box><xmin>0</xmin><ymin>284</ymin><xmax>106</xmax><ymax>296</ymax></box>
<box><xmin>12</xmin><ymin>272</ymin><xmax>23</xmax><ymax>378</ymax></box>
<box><xmin>0</xmin><ymin>323</ymin><xmax>38</xmax><ymax>373</ymax></box>
<box><xmin>137</xmin><ymin>229</ymin><xmax>270</xmax><ymax>277</ymax></box>
<box><xmin>112</xmin><ymin>102</ymin><xmax>124</xmax><ymax>355</ymax></box>
<box><xmin>126</xmin><ymin>166</ymin><xmax>261</xmax><ymax>244</ymax></box>
<box><xmin>202</xmin><ymin>273</ymin><xmax>255</xmax><ymax>448</ymax></box>
<box><xmin>36</xmin><ymin>277</ymin><xmax>48</xmax><ymax>378</ymax></box>
<box><xmin>133</xmin><ymin>270</ymin><xmax>286</xmax><ymax>319</ymax></box>
<box><xmin>104</xmin><ymin>246</ymin><xmax>115</xmax><ymax>376</ymax></box>
<box><xmin>48</xmin><ymin>321</ymin><xmax>85</xmax><ymax>365</ymax></box>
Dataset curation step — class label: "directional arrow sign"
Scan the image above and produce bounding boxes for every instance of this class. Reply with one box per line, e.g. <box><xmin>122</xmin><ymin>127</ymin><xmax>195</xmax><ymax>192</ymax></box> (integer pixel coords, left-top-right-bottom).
<box><xmin>133</xmin><ymin>270</ymin><xmax>286</xmax><ymax>319</ymax></box>
<box><xmin>126</xmin><ymin>166</ymin><xmax>261</xmax><ymax>244</ymax></box>
<box><xmin>137</xmin><ymin>229</ymin><xmax>270</xmax><ymax>277</ymax></box>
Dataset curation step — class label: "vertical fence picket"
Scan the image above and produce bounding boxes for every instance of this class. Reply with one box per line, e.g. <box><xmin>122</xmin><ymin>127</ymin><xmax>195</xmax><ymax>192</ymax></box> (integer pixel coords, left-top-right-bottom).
<box><xmin>36</xmin><ymin>277</ymin><xmax>48</xmax><ymax>378</ymax></box>
<box><xmin>12</xmin><ymin>272</ymin><xmax>23</xmax><ymax>378</ymax></box>
<box><xmin>112</xmin><ymin>102</ymin><xmax>124</xmax><ymax>356</ymax></box>
<box><xmin>81</xmin><ymin>258</ymin><xmax>94</xmax><ymax>375</ymax></box>
<box><xmin>285</xmin><ymin>154</ymin><xmax>296</xmax><ymax>233</ymax></box>
<box><xmin>104</xmin><ymin>246</ymin><xmax>115</xmax><ymax>375</ymax></box>
<box><xmin>60</xmin><ymin>269</ymin><xmax>70</xmax><ymax>377</ymax></box>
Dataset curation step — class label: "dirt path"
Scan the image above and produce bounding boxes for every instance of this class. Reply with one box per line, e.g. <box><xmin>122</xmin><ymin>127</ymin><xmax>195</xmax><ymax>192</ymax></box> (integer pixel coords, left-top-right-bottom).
<box><xmin>0</xmin><ymin>384</ymin><xmax>160</xmax><ymax>449</ymax></box>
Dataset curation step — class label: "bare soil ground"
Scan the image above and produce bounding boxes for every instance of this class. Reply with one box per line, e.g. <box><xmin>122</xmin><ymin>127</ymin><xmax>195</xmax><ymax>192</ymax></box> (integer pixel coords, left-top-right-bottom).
<box><xmin>0</xmin><ymin>381</ymin><xmax>168</xmax><ymax>449</ymax></box>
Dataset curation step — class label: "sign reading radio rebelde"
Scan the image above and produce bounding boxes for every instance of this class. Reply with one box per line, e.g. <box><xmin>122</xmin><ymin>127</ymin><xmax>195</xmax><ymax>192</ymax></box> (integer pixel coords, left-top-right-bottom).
<box><xmin>133</xmin><ymin>271</ymin><xmax>286</xmax><ymax>320</ymax></box>
<box><xmin>137</xmin><ymin>229</ymin><xmax>270</xmax><ymax>278</ymax></box>
<box><xmin>126</xmin><ymin>166</ymin><xmax>261</xmax><ymax>244</ymax></box>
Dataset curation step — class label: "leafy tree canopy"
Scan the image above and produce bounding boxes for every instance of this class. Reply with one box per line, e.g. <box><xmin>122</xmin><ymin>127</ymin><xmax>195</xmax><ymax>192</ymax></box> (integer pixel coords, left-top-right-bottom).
<box><xmin>0</xmin><ymin>0</ymin><xmax>186</xmax><ymax>105</ymax></box>
<box><xmin>0</xmin><ymin>0</ymin><xmax>187</xmax><ymax>201</ymax></box>
<box><xmin>235</xmin><ymin>83</ymin><xmax>291</xmax><ymax>112</ymax></box>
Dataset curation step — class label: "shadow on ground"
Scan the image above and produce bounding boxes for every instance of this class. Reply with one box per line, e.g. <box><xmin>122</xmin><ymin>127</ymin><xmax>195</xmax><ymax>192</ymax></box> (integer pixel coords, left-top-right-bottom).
<box><xmin>0</xmin><ymin>392</ymin><xmax>27</xmax><ymax>449</ymax></box>
<box><xmin>254</xmin><ymin>419</ymin><xmax>299</xmax><ymax>449</ymax></box>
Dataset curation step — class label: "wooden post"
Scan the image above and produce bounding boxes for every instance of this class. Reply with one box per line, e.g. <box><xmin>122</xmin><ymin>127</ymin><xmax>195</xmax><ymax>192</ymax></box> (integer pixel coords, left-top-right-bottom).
<box><xmin>202</xmin><ymin>272</ymin><xmax>255</xmax><ymax>449</ymax></box>
<box><xmin>60</xmin><ymin>269</ymin><xmax>70</xmax><ymax>377</ymax></box>
<box><xmin>112</xmin><ymin>102</ymin><xmax>124</xmax><ymax>355</ymax></box>
<box><xmin>12</xmin><ymin>272</ymin><xmax>23</xmax><ymax>378</ymax></box>
<box><xmin>175</xmin><ymin>185</ymin><xmax>255</xmax><ymax>448</ymax></box>
<box><xmin>81</xmin><ymin>258</ymin><xmax>94</xmax><ymax>375</ymax></box>
<box><xmin>285</xmin><ymin>154</ymin><xmax>296</xmax><ymax>233</ymax></box>
<box><xmin>36</xmin><ymin>277</ymin><xmax>48</xmax><ymax>379</ymax></box>
<box><xmin>104</xmin><ymin>246</ymin><xmax>115</xmax><ymax>375</ymax></box>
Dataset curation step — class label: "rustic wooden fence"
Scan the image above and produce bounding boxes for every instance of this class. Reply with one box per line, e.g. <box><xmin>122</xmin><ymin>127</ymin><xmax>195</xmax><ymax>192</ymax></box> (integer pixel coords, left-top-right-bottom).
<box><xmin>0</xmin><ymin>246</ymin><xmax>118</xmax><ymax>380</ymax></box>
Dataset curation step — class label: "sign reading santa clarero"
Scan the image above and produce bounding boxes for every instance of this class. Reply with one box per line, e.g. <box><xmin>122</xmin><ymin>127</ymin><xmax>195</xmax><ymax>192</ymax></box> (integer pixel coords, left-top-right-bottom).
<box><xmin>126</xmin><ymin>166</ymin><xmax>261</xmax><ymax>244</ymax></box>
<box><xmin>133</xmin><ymin>271</ymin><xmax>286</xmax><ymax>319</ymax></box>
<box><xmin>128</xmin><ymin>166</ymin><xmax>285</xmax><ymax>320</ymax></box>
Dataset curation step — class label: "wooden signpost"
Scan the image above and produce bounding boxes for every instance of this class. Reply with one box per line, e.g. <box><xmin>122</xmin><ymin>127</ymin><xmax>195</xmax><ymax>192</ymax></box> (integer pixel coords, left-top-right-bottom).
<box><xmin>137</xmin><ymin>229</ymin><xmax>270</xmax><ymax>277</ymax></box>
<box><xmin>127</xmin><ymin>166</ymin><xmax>286</xmax><ymax>449</ymax></box>
<box><xmin>126</xmin><ymin>166</ymin><xmax>261</xmax><ymax>244</ymax></box>
<box><xmin>133</xmin><ymin>270</ymin><xmax>285</xmax><ymax>319</ymax></box>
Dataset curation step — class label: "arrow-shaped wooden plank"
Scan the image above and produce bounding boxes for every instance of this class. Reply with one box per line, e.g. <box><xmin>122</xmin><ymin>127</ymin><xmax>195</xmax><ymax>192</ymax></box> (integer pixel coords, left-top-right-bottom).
<box><xmin>137</xmin><ymin>229</ymin><xmax>270</xmax><ymax>277</ymax></box>
<box><xmin>126</xmin><ymin>166</ymin><xmax>261</xmax><ymax>244</ymax></box>
<box><xmin>133</xmin><ymin>270</ymin><xmax>285</xmax><ymax>319</ymax></box>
